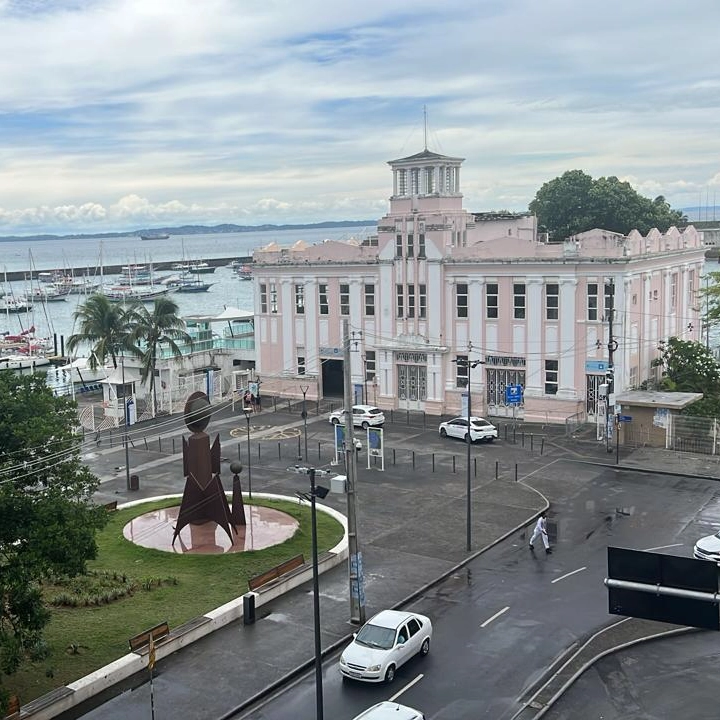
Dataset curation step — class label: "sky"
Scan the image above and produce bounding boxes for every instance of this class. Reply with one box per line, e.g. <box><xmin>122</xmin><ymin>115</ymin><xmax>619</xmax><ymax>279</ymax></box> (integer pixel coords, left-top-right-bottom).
<box><xmin>0</xmin><ymin>0</ymin><xmax>719</xmax><ymax>235</ymax></box>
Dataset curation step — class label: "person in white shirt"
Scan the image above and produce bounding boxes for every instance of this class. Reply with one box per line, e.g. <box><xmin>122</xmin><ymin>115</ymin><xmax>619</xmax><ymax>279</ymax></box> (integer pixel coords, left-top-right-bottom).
<box><xmin>529</xmin><ymin>511</ymin><xmax>552</xmax><ymax>554</ymax></box>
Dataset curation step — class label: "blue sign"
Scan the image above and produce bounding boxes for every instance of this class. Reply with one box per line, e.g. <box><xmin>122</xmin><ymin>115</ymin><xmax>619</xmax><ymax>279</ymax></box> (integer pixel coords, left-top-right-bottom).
<box><xmin>505</xmin><ymin>384</ymin><xmax>523</xmax><ymax>405</ymax></box>
<box><xmin>585</xmin><ymin>360</ymin><xmax>608</xmax><ymax>372</ymax></box>
<box><xmin>619</xmin><ymin>415</ymin><xmax>632</xmax><ymax>422</ymax></box>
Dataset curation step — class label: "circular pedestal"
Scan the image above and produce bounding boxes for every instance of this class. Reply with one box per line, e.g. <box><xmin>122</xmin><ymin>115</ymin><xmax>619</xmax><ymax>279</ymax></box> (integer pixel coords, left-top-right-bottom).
<box><xmin>122</xmin><ymin>504</ymin><xmax>299</xmax><ymax>554</ymax></box>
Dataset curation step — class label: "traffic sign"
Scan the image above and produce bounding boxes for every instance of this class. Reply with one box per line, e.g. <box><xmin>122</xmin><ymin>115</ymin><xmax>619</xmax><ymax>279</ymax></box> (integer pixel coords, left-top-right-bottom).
<box><xmin>619</xmin><ymin>415</ymin><xmax>632</xmax><ymax>422</ymax></box>
<box><xmin>505</xmin><ymin>384</ymin><xmax>523</xmax><ymax>405</ymax></box>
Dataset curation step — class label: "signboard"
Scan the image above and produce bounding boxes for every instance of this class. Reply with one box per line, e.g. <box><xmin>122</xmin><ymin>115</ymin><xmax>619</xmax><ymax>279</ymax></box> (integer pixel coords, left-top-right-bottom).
<box><xmin>505</xmin><ymin>384</ymin><xmax>523</xmax><ymax>405</ymax></box>
<box><xmin>367</xmin><ymin>427</ymin><xmax>384</xmax><ymax>471</ymax></box>
<box><xmin>619</xmin><ymin>415</ymin><xmax>632</xmax><ymax>423</ymax></box>
<box><xmin>125</xmin><ymin>397</ymin><xmax>137</xmax><ymax>426</ymax></box>
<box><xmin>585</xmin><ymin>360</ymin><xmax>608</xmax><ymax>372</ymax></box>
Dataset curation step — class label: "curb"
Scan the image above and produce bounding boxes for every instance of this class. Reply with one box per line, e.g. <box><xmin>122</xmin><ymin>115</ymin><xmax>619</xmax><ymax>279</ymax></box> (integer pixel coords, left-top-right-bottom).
<box><xmin>569</xmin><ymin>458</ymin><xmax>720</xmax><ymax>483</ymax></box>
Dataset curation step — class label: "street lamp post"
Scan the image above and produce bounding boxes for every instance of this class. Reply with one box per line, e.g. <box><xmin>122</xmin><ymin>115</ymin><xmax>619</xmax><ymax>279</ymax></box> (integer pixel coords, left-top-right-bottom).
<box><xmin>121</xmin><ymin>356</ymin><xmax>131</xmax><ymax>492</ymax></box>
<box><xmin>301</xmin><ymin>385</ymin><xmax>309</xmax><ymax>462</ymax></box>
<box><xmin>242</xmin><ymin>406</ymin><xmax>253</xmax><ymax>499</ymax></box>
<box><xmin>452</xmin><ymin>354</ymin><xmax>484</xmax><ymax>552</ymax></box>
<box><xmin>295</xmin><ymin>467</ymin><xmax>330</xmax><ymax>720</ymax></box>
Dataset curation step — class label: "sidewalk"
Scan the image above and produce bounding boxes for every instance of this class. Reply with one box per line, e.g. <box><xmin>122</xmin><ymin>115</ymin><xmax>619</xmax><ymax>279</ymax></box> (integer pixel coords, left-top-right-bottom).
<box><xmin>46</xmin><ymin>410</ymin><xmax>720</xmax><ymax>719</ymax></box>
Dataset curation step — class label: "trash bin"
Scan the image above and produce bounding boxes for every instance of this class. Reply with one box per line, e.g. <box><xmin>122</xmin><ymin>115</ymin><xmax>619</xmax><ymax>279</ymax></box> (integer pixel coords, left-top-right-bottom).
<box><xmin>129</xmin><ymin>474</ymin><xmax>140</xmax><ymax>491</ymax></box>
<box><xmin>243</xmin><ymin>593</ymin><xmax>256</xmax><ymax>625</ymax></box>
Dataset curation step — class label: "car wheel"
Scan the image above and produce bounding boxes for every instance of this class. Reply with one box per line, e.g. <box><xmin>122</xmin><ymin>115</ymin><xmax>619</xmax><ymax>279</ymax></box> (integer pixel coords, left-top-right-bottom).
<box><xmin>384</xmin><ymin>664</ymin><xmax>396</xmax><ymax>683</ymax></box>
<box><xmin>487</xmin><ymin>436</ymin><xmax>495</xmax><ymax>442</ymax></box>
<box><xmin>420</xmin><ymin>638</ymin><xmax>430</xmax><ymax>656</ymax></box>
<box><xmin>464</xmin><ymin>432</ymin><xmax>470</xmax><ymax>442</ymax></box>
<box><xmin>362</xmin><ymin>421</ymin><xmax>369</xmax><ymax>430</ymax></box>
<box><xmin>440</xmin><ymin>428</ymin><xmax>447</xmax><ymax>437</ymax></box>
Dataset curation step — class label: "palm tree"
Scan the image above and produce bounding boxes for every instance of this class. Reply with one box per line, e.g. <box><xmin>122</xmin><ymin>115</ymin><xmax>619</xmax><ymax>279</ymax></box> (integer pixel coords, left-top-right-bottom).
<box><xmin>126</xmin><ymin>297</ymin><xmax>192</xmax><ymax>413</ymax></box>
<box><xmin>67</xmin><ymin>294</ymin><xmax>134</xmax><ymax>370</ymax></box>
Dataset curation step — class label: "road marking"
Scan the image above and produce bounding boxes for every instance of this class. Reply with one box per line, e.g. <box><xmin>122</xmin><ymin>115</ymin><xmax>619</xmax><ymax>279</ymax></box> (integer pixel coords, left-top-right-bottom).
<box><xmin>551</xmin><ymin>566</ymin><xmax>587</xmax><ymax>584</ymax></box>
<box><xmin>480</xmin><ymin>606</ymin><xmax>510</xmax><ymax>627</ymax></box>
<box><xmin>388</xmin><ymin>673</ymin><xmax>423</xmax><ymax>702</ymax></box>
<box><xmin>642</xmin><ymin>543</ymin><xmax>684</xmax><ymax>552</ymax></box>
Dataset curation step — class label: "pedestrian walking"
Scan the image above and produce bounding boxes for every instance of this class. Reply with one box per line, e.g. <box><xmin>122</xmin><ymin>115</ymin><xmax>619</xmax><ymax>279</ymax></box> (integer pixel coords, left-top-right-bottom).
<box><xmin>529</xmin><ymin>511</ymin><xmax>552</xmax><ymax>554</ymax></box>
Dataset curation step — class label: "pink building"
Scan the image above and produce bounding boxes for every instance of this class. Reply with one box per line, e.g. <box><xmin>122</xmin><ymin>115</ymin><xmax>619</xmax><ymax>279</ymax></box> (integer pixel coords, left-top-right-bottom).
<box><xmin>251</xmin><ymin>149</ymin><xmax>705</xmax><ymax>425</ymax></box>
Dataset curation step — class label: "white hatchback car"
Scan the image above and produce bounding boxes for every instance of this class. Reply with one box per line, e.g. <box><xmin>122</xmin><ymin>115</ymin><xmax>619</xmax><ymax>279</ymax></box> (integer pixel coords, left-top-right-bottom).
<box><xmin>439</xmin><ymin>416</ymin><xmax>498</xmax><ymax>443</ymax></box>
<box><xmin>693</xmin><ymin>530</ymin><xmax>720</xmax><ymax>562</ymax></box>
<box><xmin>339</xmin><ymin>609</ymin><xmax>432</xmax><ymax>683</ymax></box>
<box><xmin>352</xmin><ymin>702</ymin><xmax>425</xmax><ymax>720</ymax></box>
<box><xmin>329</xmin><ymin>404</ymin><xmax>385</xmax><ymax>429</ymax></box>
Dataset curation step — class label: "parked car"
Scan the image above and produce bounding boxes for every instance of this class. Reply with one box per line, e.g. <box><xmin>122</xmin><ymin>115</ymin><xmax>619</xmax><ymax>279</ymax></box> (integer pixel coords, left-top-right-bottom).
<box><xmin>352</xmin><ymin>702</ymin><xmax>425</xmax><ymax>720</ymax></box>
<box><xmin>439</xmin><ymin>416</ymin><xmax>498</xmax><ymax>443</ymax></box>
<box><xmin>693</xmin><ymin>530</ymin><xmax>720</xmax><ymax>562</ymax></box>
<box><xmin>339</xmin><ymin>609</ymin><xmax>432</xmax><ymax>683</ymax></box>
<box><xmin>329</xmin><ymin>404</ymin><xmax>385</xmax><ymax>429</ymax></box>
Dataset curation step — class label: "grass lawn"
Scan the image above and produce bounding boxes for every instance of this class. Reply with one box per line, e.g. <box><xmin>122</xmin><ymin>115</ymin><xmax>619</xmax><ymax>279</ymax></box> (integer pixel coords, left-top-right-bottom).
<box><xmin>7</xmin><ymin>496</ymin><xmax>344</xmax><ymax>706</ymax></box>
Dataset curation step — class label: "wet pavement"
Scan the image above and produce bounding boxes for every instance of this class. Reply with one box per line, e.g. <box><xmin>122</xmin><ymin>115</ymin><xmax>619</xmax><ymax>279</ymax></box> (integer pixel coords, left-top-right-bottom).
<box><xmin>46</xmin><ymin>403</ymin><xmax>720</xmax><ymax>719</ymax></box>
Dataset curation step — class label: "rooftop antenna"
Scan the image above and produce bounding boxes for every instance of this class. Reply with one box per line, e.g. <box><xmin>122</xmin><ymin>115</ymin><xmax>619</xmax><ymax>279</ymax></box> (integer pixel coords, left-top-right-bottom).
<box><xmin>423</xmin><ymin>105</ymin><xmax>428</xmax><ymax>151</ymax></box>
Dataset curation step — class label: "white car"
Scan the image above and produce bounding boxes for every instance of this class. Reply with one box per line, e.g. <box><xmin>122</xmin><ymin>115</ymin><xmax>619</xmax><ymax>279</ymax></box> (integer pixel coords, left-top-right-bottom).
<box><xmin>352</xmin><ymin>702</ymin><xmax>425</xmax><ymax>720</ymax></box>
<box><xmin>329</xmin><ymin>404</ymin><xmax>385</xmax><ymax>429</ymax></box>
<box><xmin>339</xmin><ymin>609</ymin><xmax>432</xmax><ymax>683</ymax></box>
<box><xmin>439</xmin><ymin>416</ymin><xmax>498</xmax><ymax>443</ymax></box>
<box><xmin>693</xmin><ymin>531</ymin><xmax>720</xmax><ymax>562</ymax></box>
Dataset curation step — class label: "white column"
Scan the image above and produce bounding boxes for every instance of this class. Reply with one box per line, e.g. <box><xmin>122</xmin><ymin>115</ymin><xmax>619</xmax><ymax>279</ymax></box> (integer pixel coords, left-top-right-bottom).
<box><xmin>304</xmin><ymin>279</ymin><xmax>318</xmax><ymax>376</ymax></box>
<box><xmin>393</xmin><ymin>170</ymin><xmax>398</xmax><ymax>197</ymax></box>
<box><xmin>557</xmin><ymin>279</ymin><xmax>577</xmax><ymax>398</ymax></box>
<box><xmin>280</xmin><ymin>279</ymin><xmax>294</xmax><ymax>375</ymax></box>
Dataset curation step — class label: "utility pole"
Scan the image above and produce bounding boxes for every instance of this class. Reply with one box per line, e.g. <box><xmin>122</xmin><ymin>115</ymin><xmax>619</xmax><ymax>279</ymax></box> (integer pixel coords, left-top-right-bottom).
<box><xmin>121</xmin><ymin>355</ymin><xmax>131</xmax><ymax>491</ymax></box>
<box><xmin>343</xmin><ymin>319</ymin><xmax>366</xmax><ymax>624</ymax></box>
<box><xmin>606</xmin><ymin>279</ymin><xmax>618</xmax><ymax>453</ymax></box>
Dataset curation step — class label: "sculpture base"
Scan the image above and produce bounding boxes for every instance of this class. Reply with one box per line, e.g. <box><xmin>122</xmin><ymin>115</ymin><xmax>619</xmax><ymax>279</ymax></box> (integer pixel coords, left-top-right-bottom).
<box><xmin>123</xmin><ymin>504</ymin><xmax>299</xmax><ymax>554</ymax></box>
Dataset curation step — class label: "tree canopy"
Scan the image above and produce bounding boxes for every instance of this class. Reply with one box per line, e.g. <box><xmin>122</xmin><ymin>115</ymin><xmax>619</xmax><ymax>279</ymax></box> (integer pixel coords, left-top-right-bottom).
<box><xmin>529</xmin><ymin>170</ymin><xmax>687</xmax><ymax>241</ymax></box>
<box><xmin>0</xmin><ymin>374</ymin><xmax>106</xmax><ymax>708</ymax></box>
<box><xmin>651</xmin><ymin>337</ymin><xmax>720</xmax><ymax>417</ymax></box>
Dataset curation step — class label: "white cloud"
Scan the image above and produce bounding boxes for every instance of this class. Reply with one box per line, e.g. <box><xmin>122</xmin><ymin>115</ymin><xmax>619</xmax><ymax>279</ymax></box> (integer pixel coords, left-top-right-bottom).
<box><xmin>0</xmin><ymin>0</ymin><xmax>719</xmax><ymax>234</ymax></box>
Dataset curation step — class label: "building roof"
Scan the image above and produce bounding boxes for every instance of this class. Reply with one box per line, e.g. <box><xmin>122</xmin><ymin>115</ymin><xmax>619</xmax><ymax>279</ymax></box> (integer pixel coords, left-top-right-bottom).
<box><xmin>615</xmin><ymin>390</ymin><xmax>703</xmax><ymax>409</ymax></box>
<box><xmin>387</xmin><ymin>149</ymin><xmax>464</xmax><ymax>165</ymax></box>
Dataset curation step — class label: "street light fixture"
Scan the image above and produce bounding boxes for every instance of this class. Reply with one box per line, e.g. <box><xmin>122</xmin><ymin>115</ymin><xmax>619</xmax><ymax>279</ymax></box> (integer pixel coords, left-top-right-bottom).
<box><xmin>242</xmin><ymin>406</ymin><xmax>253</xmax><ymax>499</ymax></box>
<box><xmin>451</xmin><ymin>355</ymin><xmax>484</xmax><ymax>552</ymax></box>
<box><xmin>296</xmin><ymin>468</ymin><xmax>329</xmax><ymax>720</ymax></box>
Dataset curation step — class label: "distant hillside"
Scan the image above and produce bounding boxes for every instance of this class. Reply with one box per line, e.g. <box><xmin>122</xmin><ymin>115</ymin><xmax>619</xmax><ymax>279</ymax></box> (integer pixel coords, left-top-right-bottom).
<box><xmin>0</xmin><ymin>220</ymin><xmax>377</xmax><ymax>242</ymax></box>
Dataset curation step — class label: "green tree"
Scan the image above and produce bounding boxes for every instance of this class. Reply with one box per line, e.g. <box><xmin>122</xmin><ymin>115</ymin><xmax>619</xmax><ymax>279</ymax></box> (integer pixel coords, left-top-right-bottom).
<box><xmin>652</xmin><ymin>337</ymin><xmax>720</xmax><ymax>416</ymax></box>
<box><xmin>126</xmin><ymin>297</ymin><xmax>191</xmax><ymax>413</ymax></box>
<box><xmin>0</xmin><ymin>375</ymin><xmax>107</xmax><ymax>710</ymax></box>
<box><xmin>66</xmin><ymin>294</ymin><xmax>134</xmax><ymax>369</ymax></box>
<box><xmin>529</xmin><ymin>170</ymin><xmax>686</xmax><ymax>241</ymax></box>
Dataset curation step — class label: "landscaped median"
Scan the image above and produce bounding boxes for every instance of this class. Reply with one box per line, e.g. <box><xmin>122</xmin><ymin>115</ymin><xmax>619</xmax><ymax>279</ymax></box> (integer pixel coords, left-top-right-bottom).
<box><xmin>8</xmin><ymin>493</ymin><xmax>348</xmax><ymax>719</ymax></box>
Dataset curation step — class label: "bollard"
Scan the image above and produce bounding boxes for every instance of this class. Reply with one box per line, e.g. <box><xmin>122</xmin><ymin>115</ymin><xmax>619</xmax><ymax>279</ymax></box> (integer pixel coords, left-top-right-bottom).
<box><xmin>257</xmin><ymin>443</ymin><xmax>261</xmax><ymax>460</ymax></box>
<box><xmin>512</xmin><ymin>427</ymin><xmax>516</xmax><ymax>444</ymax></box>
<box><xmin>406</xmin><ymin>410</ymin><xmax>410</xmax><ymax>426</ymax></box>
<box><xmin>515</xmin><ymin>463</ymin><xmax>518</xmax><ymax>482</ymax></box>
<box><xmin>530</xmin><ymin>434</ymin><xmax>534</xmax><ymax>452</ymax></box>
<box><xmin>273</xmin><ymin>397</ymin><xmax>277</xmax><ymax>412</ymax></box>
<box><xmin>412</xmin><ymin>450</ymin><xmax>415</xmax><ymax>469</ymax></box>
<box><xmin>453</xmin><ymin>456</ymin><xmax>456</xmax><ymax>473</ymax></box>
<box><xmin>541</xmin><ymin>438</ymin><xmax>545</xmax><ymax>455</ymax></box>
<box><xmin>393</xmin><ymin>448</ymin><xmax>396</xmax><ymax>465</ymax></box>
<box><xmin>238</xmin><ymin>443</ymin><xmax>242</xmax><ymax>460</ymax></box>
<box><xmin>144</xmin><ymin>438</ymin><xmax>148</xmax><ymax>451</ymax></box>
<box><xmin>318</xmin><ymin>441</ymin><xmax>321</xmax><ymax>460</ymax></box>
<box><xmin>521</xmin><ymin>432</ymin><xmax>525</xmax><ymax>448</ymax></box>
<box><xmin>297</xmin><ymin>435</ymin><xmax>301</xmax><ymax>459</ymax></box>
<box><xmin>159</xmin><ymin>436</ymin><xmax>162</xmax><ymax>452</ymax></box>
<box><xmin>495</xmin><ymin>460</ymin><xmax>499</xmax><ymax>480</ymax></box>
<box><xmin>243</xmin><ymin>593</ymin><xmax>256</xmax><ymax>625</ymax></box>
<box><xmin>172</xmin><ymin>438</ymin><xmax>175</xmax><ymax>454</ymax></box>
<box><xmin>423</xmin><ymin>413</ymin><xmax>426</xmax><ymax>430</ymax></box>
<box><xmin>474</xmin><ymin>457</ymin><xmax>477</xmax><ymax>477</ymax></box>
<box><xmin>504</xmin><ymin>425</ymin><xmax>508</xmax><ymax>441</ymax></box>
<box><xmin>432</xmin><ymin>453</ymin><xmax>435</xmax><ymax>472</ymax></box>
<box><xmin>287</xmin><ymin>399</ymin><xmax>292</xmax><ymax>412</ymax></box>
<box><xmin>278</xmin><ymin>442</ymin><xmax>281</xmax><ymax>459</ymax></box>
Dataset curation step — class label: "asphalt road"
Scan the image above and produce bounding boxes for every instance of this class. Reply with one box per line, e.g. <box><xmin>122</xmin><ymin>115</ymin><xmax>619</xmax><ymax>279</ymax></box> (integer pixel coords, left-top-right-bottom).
<box><xmin>234</xmin><ymin>465</ymin><xmax>720</xmax><ymax>720</ymax></box>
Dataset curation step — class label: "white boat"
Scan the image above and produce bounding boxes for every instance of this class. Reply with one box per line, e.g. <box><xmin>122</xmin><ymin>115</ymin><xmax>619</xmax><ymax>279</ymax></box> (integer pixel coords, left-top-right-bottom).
<box><xmin>236</xmin><ymin>264</ymin><xmax>253</xmax><ymax>281</ymax></box>
<box><xmin>0</xmin><ymin>353</ymin><xmax>51</xmax><ymax>371</ymax></box>
<box><xmin>103</xmin><ymin>285</ymin><xmax>170</xmax><ymax>302</ymax></box>
<box><xmin>31</xmin><ymin>286</ymin><xmax>69</xmax><ymax>302</ymax></box>
<box><xmin>0</xmin><ymin>296</ymin><xmax>33</xmax><ymax>313</ymax></box>
<box><xmin>187</xmin><ymin>261</ymin><xmax>216</xmax><ymax>275</ymax></box>
<box><xmin>52</xmin><ymin>356</ymin><xmax>109</xmax><ymax>384</ymax></box>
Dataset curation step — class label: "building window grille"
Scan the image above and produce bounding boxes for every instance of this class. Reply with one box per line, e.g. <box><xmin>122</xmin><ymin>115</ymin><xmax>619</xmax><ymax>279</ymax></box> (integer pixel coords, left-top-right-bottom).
<box><xmin>486</xmin><ymin>283</ymin><xmax>498</xmax><ymax>319</ymax></box>
<box><xmin>364</xmin><ymin>284</ymin><xmax>375</xmax><ymax>316</ymax></box>
<box><xmin>670</xmin><ymin>273</ymin><xmax>677</xmax><ymax>309</ymax></box>
<box><xmin>545</xmin><ymin>283</ymin><xmax>559</xmax><ymax>320</ymax></box>
<box><xmin>269</xmin><ymin>283</ymin><xmax>278</xmax><ymax>314</ymax></box>
<box><xmin>319</xmin><ymin>284</ymin><xmax>329</xmax><ymax>315</ymax></box>
<box><xmin>260</xmin><ymin>284</ymin><xmax>268</xmax><ymax>314</ymax></box>
<box><xmin>295</xmin><ymin>284</ymin><xmax>305</xmax><ymax>314</ymax></box>
<box><xmin>407</xmin><ymin>284</ymin><xmax>415</xmax><ymax>318</ymax></box>
<box><xmin>545</xmin><ymin>359</ymin><xmax>559</xmax><ymax>395</ymax></box>
<box><xmin>456</xmin><ymin>283</ymin><xmax>468</xmax><ymax>319</ymax></box>
<box><xmin>455</xmin><ymin>355</ymin><xmax>469</xmax><ymax>388</ymax></box>
<box><xmin>364</xmin><ymin>350</ymin><xmax>376</xmax><ymax>381</ymax></box>
<box><xmin>419</xmin><ymin>284</ymin><xmax>427</xmax><ymax>319</ymax></box>
<box><xmin>418</xmin><ymin>234</ymin><xmax>426</xmax><ymax>258</ymax></box>
<box><xmin>587</xmin><ymin>283</ymin><xmax>599</xmax><ymax>321</ymax></box>
<box><xmin>407</xmin><ymin>233</ymin><xmax>414</xmax><ymax>258</ymax></box>
<box><xmin>513</xmin><ymin>283</ymin><xmax>526</xmax><ymax>320</ymax></box>
<box><xmin>485</xmin><ymin>368</ymin><xmax>526</xmax><ymax>406</ymax></box>
<box><xmin>396</xmin><ymin>234</ymin><xmax>403</xmax><ymax>258</ymax></box>
<box><xmin>398</xmin><ymin>169</ymin><xmax>407</xmax><ymax>195</ymax></box>
<box><xmin>297</xmin><ymin>353</ymin><xmax>306</xmax><ymax>376</ymax></box>
<box><xmin>396</xmin><ymin>284</ymin><xmax>404</xmax><ymax>318</ymax></box>
<box><xmin>339</xmin><ymin>283</ymin><xmax>350</xmax><ymax>316</ymax></box>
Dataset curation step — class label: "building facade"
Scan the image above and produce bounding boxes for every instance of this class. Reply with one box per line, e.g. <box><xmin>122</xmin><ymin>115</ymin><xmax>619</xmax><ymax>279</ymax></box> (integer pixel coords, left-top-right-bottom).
<box><xmin>251</xmin><ymin>149</ymin><xmax>705</xmax><ymax>425</ymax></box>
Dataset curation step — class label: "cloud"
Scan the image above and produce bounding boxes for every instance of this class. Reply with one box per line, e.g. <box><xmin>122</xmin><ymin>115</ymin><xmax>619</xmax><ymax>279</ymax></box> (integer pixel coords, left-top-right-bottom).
<box><xmin>0</xmin><ymin>0</ymin><xmax>719</xmax><ymax>233</ymax></box>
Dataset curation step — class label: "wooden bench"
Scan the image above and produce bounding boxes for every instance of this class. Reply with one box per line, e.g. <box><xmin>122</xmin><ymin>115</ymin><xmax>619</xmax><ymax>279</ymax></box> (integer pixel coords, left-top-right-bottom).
<box><xmin>128</xmin><ymin>621</ymin><xmax>170</xmax><ymax>654</ymax></box>
<box><xmin>248</xmin><ymin>554</ymin><xmax>305</xmax><ymax>591</ymax></box>
<box><xmin>4</xmin><ymin>694</ymin><xmax>20</xmax><ymax>719</ymax></box>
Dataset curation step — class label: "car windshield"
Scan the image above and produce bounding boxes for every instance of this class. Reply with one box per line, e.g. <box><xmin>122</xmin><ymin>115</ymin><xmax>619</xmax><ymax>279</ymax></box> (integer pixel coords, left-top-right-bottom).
<box><xmin>355</xmin><ymin>622</ymin><xmax>396</xmax><ymax>650</ymax></box>
<box><xmin>366</xmin><ymin>408</ymin><xmax>382</xmax><ymax>415</ymax></box>
<box><xmin>471</xmin><ymin>419</ymin><xmax>491</xmax><ymax>427</ymax></box>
